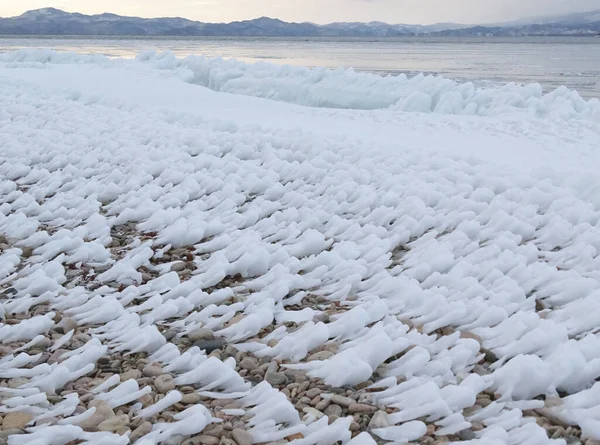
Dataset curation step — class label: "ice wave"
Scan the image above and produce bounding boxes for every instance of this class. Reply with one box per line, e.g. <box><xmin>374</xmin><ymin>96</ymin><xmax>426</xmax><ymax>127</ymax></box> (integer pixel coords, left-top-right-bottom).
<box><xmin>136</xmin><ymin>51</ymin><xmax>600</xmax><ymax>118</ymax></box>
<box><xmin>1</xmin><ymin>48</ymin><xmax>599</xmax><ymax>118</ymax></box>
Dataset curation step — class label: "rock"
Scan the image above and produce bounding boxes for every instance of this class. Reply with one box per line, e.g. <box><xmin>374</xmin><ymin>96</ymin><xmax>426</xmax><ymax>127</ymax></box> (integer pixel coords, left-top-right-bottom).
<box><xmin>315</xmin><ymin>399</ymin><xmax>330</xmax><ymax>411</ymax></box>
<box><xmin>7</xmin><ymin>377</ymin><xmax>29</xmax><ymax>388</ymax></box>
<box><xmin>79</xmin><ymin>400</ymin><xmax>116</xmax><ymax>431</ymax></box>
<box><xmin>305</xmin><ymin>388</ymin><xmax>321</xmax><ymax>399</ymax></box>
<box><xmin>143</xmin><ymin>363</ymin><xmax>164</xmax><ymax>377</ymax></box>
<box><xmin>1</xmin><ymin>412</ymin><xmax>33</xmax><ymax>430</ymax></box>
<box><xmin>170</xmin><ymin>262</ymin><xmax>186</xmax><ymax>272</ymax></box>
<box><xmin>220</xmin><ymin>438</ymin><xmax>236</xmax><ymax>445</ymax></box>
<box><xmin>188</xmin><ymin>328</ymin><xmax>215</xmax><ymax>342</ymax></box>
<box><xmin>307</xmin><ymin>351</ymin><xmax>334</xmax><ymax>362</ymax></box>
<box><xmin>565</xmin><ymin>437</ymin><xmax>582</xmax><ymax>445</ymax></box>
<box><xmin>330</xmin><ymin>395</ymin><xmax>354</xmax><ymax>407</ymax></box>
<box><xmin>193</xmin><ymin>339</ymin><xmax>226</xmax><ymax>354</ymax></box>
<box><xmin>458</xmin><ymin>429</ymin><xmax>476</xmax><ymax>440</ymax></box>
<box><xmin>184</xmin><ymin>436</ymin><xmax>220</xmax><ymax>445</ymax></box>
<box><xmin>368</xmin><ymin>411</ymin><xmax>389</xmax><ymax>430</ymax></box>
<box><xmin>130</xmin><ymin>421</ymin><xmax>153</xmax><ymax>442</ymax></box>
<box><xmin>265</xmin><ymin>372</ymin><xmax>288</xmax><ymax>387</ymax></box>
<box><xmin>239</xmin><ymin>357</ymin><xmax>258</xmax><ymax>371</ymax></box>
<box><xmin>181</xmin><ymin>393</ymin><xmax>202</xmax><ymax>404</ymax></box>
<box><xmin>303</xmin><ymin>407</ymin><xmax>325</xmax><ymax>419</ymax></box>
<box><xmin>586</xmin><ymin>441</ymin><xmax>600</xmax><ymax>445</ymax></box>
<box><xmin>121</xmin><ymin>369</ymin><xmax>142</xmax><ymax>381</ymax></box>
<box><xmin>324</xmin><ymin>404</ymin><xmax>343</xmax><ymax>417</ymax></box>
<box><xmin>97</xmin><ymin>414</ymin><xmax>129</xmax><ymax>432</ymax></box>
<box><xmin>58</xmin><ymin>317</ymin><xmax>78</xmax><ymax>334</ymax></box>
<box><xmin>459</xmin><ymin>331</ymin><xmax>483</xmax><ymax>345</ymax></box>
<box><xmin>164</xmin><ymin>435</ymin><xmax>186</xmax><ymax>445</ymax></box>
<box><xmin>155</xmin><ymin>374</ymin><xmax>176</xmax><ymax>394</ymax></box>
<box><xmin>232</xmin><ymin>428</ymin><xmax>253</xmax><ymax>445</ymax></box>
<box><xmin>357</xmin><ymin>393</ymin><xmax>374</xmax><ymax>405</ymax></box>
<box><xmin>350</xmin><ymin>422</ymin><xmax>360</xmax><ymax>432</ymax></box>
<box><xmin>348</xmin><ymin>404</ymin><xmax>377</xmax><ymax>414</ymax></box>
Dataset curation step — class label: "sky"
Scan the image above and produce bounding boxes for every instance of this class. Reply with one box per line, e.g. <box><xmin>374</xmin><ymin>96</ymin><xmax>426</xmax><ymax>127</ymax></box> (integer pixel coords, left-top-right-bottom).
<box><xmin>0</xmin><ymin>0</ymin><xmax>598</xmax><ymax>24</ymax></box>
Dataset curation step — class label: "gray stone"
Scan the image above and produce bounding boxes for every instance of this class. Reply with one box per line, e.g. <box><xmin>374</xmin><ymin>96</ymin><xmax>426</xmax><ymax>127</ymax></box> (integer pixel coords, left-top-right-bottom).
<box><xmin>232</xmin><ymin>428</ymin><xmax>253</xmax><ymax>445</ymax></box>
<box><xmin>79</xmin><ymin>400</ymin><xmax>116</xmax><ymax>431</ymax></box>
<box><xmin>368</xmin><ymin>411</ymin><xmax>389</xmax><ymax>430</ymax></box>
<box><xmin>265</xmin><ymin>372</ymin><xmax>288</xmax><ymax>387</ymax></box>
<box><xmin>170</xmin><ymin>262</ymin><xmax>186</xmax><ymax>272</ymax></box>
<box><xmin>130</xmin><ymin>421</ymin><xmax>153</xmax><ymax>442</ymax></box>
<box><xmin>239</xmin><ymin>357</ymin><xmax>259</xmax><ymax>371</ymax></box>
<box><xmin>188</xmin><ymin>328</ymin><xmax>215</xmax><ymax>342</ymax></box>
<box><xmin>155</xmin><ymin>374</ymin><xmax>176</xmax><ymax>394</ymax></box>
<box><xmin>143</xmin><ymin>363</ymin><xmax>164</xmax><ymax>377</ymax></box>
<box><xmin>193</xmin><ymin>339</ymin><xmax>226</xmax><ymax>354</ymax></box>
<box><xmin>184</xmin><ymin>437</ymin><xmax>220</xmax><ymax>445</ymax></box>
<box><xmin>324</xmin><ymin>404</ymin><xmax>343</xmax><ymax>417</ymax></box>
<box><xmin>306</xmin><ymin>388</ymin><xmax>321</xmax><ymax>399</ymax></box>
<box><xmin>181</xmin><ymin>393</ymin><xmax>202</xmax><ymax>404</ymax></box>
<box><xmin>121</xmin><ymin>369</ymin><xmax>142</xmax><ymax>381</ymax></box>
<box><xmin>58</xmin><ymin>317</ymin><xmax>78</xmax><ymax>334</ymax></box>
<box><xmin>458</xmin><ymin>429</ymin><xmax>477</xmax><ymax>440</ymax></box>
<box><xmin>164</xmin><ymin>435</ymin><xmax>186</xmax><ymax>445</ymax></box>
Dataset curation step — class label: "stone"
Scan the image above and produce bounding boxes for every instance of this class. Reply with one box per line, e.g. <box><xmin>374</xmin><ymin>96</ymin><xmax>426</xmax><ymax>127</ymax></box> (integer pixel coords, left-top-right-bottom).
<box><xmin>58</xmin><ymin>317</ymin><xmax>78</xmax><ymax>334</ymax></box>
<box><xmin>188</xmin><ymin>328</ymin><xmax>215</xmax><ymax>342</ymax></box>
<box><xmin>164</xmin><ymin>435</ymin><xmax>186</xmax><ymax>445</ymax></box>
<box><xmin>350</xmin><ymin>422</ymin><xmax>360</xmax><ymax>432</ymax></box>
<box><xmin>7</xmin><ymin>377</ymin><xmax>29</xmax><ymax>388</ymax></box>
<box><xmin>357</xmin><ymin>393</ymin><xmax>374</xmax><ymax>405</ymax></box>
<box><xmin>305</xmin><ymin>388</ymin><xmax>321</xmax><ymax>399</ymax></box>
<box><xmin>303</xmin><ymin>407</ymin><xmax>325</xmax><ymax>419</ymax></box>
<box><xmin>1</xmin><ymin>412</ymin><xmax>33</xmax><ymax>430</ymax></box>
<box><xmin>586</xmin><ymin>441</ymin><xmax>600</xmax><ymax>445</ymax></box>
<box><xmin>315</xmin><ymin>399</ymin><xmax>330</xmax><ymax>411</ymax></box>
<box><xmin>307</xmin><ymin>351</ymin><xmax>335</xmax><ymax>362</ymax></box>
<box><xmin>121</xmin><ymin>369</ymin><xmax>142</xmax><ymax>381</ymax></box>
<box><xmin>324</xmin><ymin>404</ymin><xmax>343</xmax><ymax>417</ymax></box>
<box><xmin>265</xmin><ymin>372</ymin><xmax>288</xmax><ymax>386</ymax></box>
<box><xmin>232</xmin><ymin>429</ymin><xmax>253</xmax><ymax>445</ymax></box>
<box><xmin>193</xmin><ymin>339</ymin><xmax>226</xmax><ymax>354</ymax></box>
<box><xmin>181</xmin><ymin>393</ymin><xmax>202</xmax><ymax>404</ymax></box>
<box><xmin>239</xmin><ymin>357</ymin><xmax>259</xmax><ymax>371</ymax></box>
<box><xmin>458</xmin><ymin>429</ymin><xmax>476</xmax><ymax>440</ymax></box>
<box><xmin>330</xmin><ymin>395</ymin><xmax>354</xmax><ymax>407</ymax></box>
<box><xmin>130</xmin><ymin>422</ymin><xmax>153</xmax><ymax>442</ymax></box>
<box><xmin>220</xmin><ymin>438</ymin><xmax>236</xmax><ymax>445</ymax></box>
<box><xmin>79</xmin><ymin>400</ymin><xmax>116</xmax><ymax>431</ymax></box>
<box><xmin>143</xmin><ymin>363</ymin><xmax>164</xmax><ymax>377</ymax></box>
<box><xmin>97</xmin><ymin>415</ymin><xmax>129</xmax><ymax>433</ymax></box>
<box><xmin>155</xmin><ymin>374</ymin><xmax>176</xmax><ymax>393</ymax></box>
<box><xmin>368</xmin><ymin>411</ymin><xmax>389</xmax><ymax>430</ymax></box>
<box><xmin>286</xmin><ymin>433</ymin><xmax>304</xmax><ymax>441</ymax></box>
<box><xmin>348</xmin><ymin>404</ymin><xmax>377</xmax><ymax>414</ymax></box>
<box><xmin>184</xmin><ymin>436</ymin><xmax>220</xmax><ymax>445</ymax></box>
<box><xmin>170</xmin><ymin>262</ymin><xmax>186</xmax><ymax>272</ymax></box>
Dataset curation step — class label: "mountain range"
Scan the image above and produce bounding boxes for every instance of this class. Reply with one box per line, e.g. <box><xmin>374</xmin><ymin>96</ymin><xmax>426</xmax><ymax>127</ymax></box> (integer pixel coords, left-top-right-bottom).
<box><xmin>0</xmin><ymin>8</ymin><xmax>599</xmax><ymax>37</ymax></box>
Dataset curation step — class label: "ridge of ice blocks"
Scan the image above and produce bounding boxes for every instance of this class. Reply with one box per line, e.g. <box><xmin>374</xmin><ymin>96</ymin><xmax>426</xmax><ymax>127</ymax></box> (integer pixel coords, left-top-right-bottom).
<box><xmin>1</xmin><ymin>52</ymin><xmax>600</xmax><ymax>445</ymax></box>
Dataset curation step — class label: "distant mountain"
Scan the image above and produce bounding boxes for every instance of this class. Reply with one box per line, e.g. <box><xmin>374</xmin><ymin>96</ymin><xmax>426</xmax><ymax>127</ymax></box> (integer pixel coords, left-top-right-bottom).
<box><xmin>0</xmin><ymin>8</ymin><xmax>599</xmax><ymax>37</ymax></box>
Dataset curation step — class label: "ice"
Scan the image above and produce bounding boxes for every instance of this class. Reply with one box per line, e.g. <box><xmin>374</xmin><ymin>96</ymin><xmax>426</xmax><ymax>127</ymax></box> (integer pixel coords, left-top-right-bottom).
<box><xmin>2</xmin><ymin>49</ymin><xmax>600</xmax><ymax>445</ymax></box>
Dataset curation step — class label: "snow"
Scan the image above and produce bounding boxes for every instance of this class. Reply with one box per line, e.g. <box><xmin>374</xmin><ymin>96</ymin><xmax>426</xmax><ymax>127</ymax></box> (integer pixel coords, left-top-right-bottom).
<box><xmin>1</xmin><ymin>49</ymin><xmax>600</xmax><ymax>444</ymax></box>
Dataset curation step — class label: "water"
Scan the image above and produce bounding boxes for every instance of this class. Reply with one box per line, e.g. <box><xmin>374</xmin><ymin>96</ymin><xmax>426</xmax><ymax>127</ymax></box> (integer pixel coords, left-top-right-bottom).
<box><xmin>1</xmin><ymin>36</ymin><xmax>599</xmax><ymax>99</ymax></box>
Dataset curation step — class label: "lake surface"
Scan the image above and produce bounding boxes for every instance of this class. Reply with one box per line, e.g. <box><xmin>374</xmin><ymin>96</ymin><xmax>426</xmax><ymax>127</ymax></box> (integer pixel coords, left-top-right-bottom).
<box><xmin>1</xmin><ymin>36</ymin><xmax>599</xmax><ymax>99</ymax></box>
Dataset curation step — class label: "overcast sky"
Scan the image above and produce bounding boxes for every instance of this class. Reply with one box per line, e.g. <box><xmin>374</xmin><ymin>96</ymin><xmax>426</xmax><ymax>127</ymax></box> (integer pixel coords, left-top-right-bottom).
<box><xmin>1</xmin><ymin>0</ymin><xmax>598</xmax><ymax>24</ymax></box>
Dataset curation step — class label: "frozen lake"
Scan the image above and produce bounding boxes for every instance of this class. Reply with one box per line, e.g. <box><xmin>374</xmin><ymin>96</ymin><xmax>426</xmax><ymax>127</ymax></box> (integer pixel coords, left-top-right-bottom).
<box><xmin>1</xmin><ymin>36</ymin><xmax>599</xmax><ymax>99</ymax></box>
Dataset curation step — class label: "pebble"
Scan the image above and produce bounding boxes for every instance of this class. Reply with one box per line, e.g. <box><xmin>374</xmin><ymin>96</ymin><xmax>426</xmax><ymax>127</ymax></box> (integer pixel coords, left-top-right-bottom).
<box><xmin>130</xmin><ymin>422</ymin><xmax>153</xmax><ymax>442</ymax></box>
<box><xmin>170</xmin><ymin>262</ymin><xmax>186</xmax><ymax>272</ymax></box>
<box><xmin>154</xmin><ymin>374</ymin><xmax>176</xmax><ymax>393</ymax></box>
<box><xmin>181</xmin><ymin>393</ymin><xmax>202</xmax><ymax>404</ymax></box>
<box><xmin>307</xmin><ymin>351</ymin><xmax>334</xmax><ymax>362</ymax></box>
<box><xmin>306</xmin><ymin>388</ymin><xmax>321</xmax><ymax>399</ymax></box>
<box><xmin>239</xmin><ymin>357</ymin><xmax>259</xmax><ymax>371</ymax></box>
<box><xmin>324</xmin><ymin>404</ymin><xmax>343</xmax><ymax>417</ymax></box>
<box><xmin>193</xmin><ymin>339</ymin><xmax>226</xmax><ymax>354</ymax></box>
<box><xmin>97</xmin><ymin>415</ymin><xmax>129</xmax><ymax>433</ymax></box>
<box><xmin>232</xmin><ymin>429</ymin><xmax>253</xmax><ymax>445</ymax></box>
<box><xmin>458</xmin><ymin>429</ymin><xmax>476</xmax><ymax>440</ymax></box>
<box><xmin>303</xmin><ymin>407</ymin><xmax>325</xmax><ymax>419</ymax></box>
<box><xmin>265</xmin><ymin>372</ymin><xmax>288</xmax><ymax>386</ymax></box>
<box><xmin>348</xmin><ymin>404</ymin><xmax>377</xmax><ymax>414</ymax></box>
<box><xmin>58</xmin><ymin>317</ymin><xmax>78</xmax><ymax>334</ymax></box>
<box><xmin>188</xmin><ymin>328</ymin><xmax>215</xmax><ymax>342</ymax></box>
<box><xmin>164</xmin><ymin>435</ymin><xmax>187</xmax><ymax>445</ymax></box>
<box><xmin>1</xmin><ymin>412</ymin><xmax>33</xmax><ymax>430</ymax></box>
<box><xmin>80</xmin><ymin>400</ymin><xmax>116</xmax><ymax>431</ymax></box>
<box><xmin>185</xmin><ymin>437</ymin><xmax>220</xmax><ymax>445</ymax></box>
<box><xmin>143</xmin><ymin>363</ymin><xmax>164</xmax><ymax>377</ymax></box>
<box><xmin>330</xmin><ymin>395</ymin><xmax>354</xmax><ymax>407</ymax></box>
<box><xmin>121</xmin><ymin>369</ymin><xmax>142</xmax><ymax>381</ymax></box>
<box><xmin>315</xmin><ymin>399</ymin><xmax>330</xmax><ymax>411</ymax></box>
<box><xmin>368</xmin><ymin>411</ymin><xmax>389</xmax><ymax>429</ymax></box>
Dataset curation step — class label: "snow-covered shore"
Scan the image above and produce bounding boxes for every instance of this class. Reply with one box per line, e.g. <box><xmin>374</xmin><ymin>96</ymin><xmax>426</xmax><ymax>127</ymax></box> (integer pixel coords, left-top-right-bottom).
<box><xmin>1</xmin><ymin>51</ymin><xmax>600</xmax><ymax>445</ymax></box>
